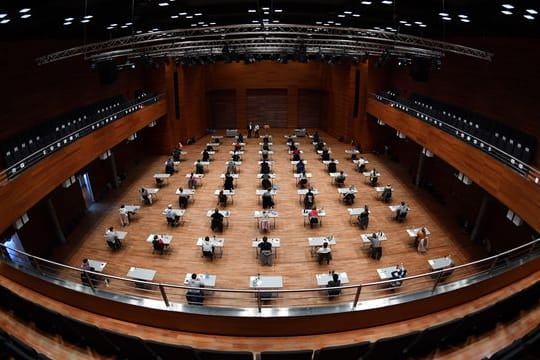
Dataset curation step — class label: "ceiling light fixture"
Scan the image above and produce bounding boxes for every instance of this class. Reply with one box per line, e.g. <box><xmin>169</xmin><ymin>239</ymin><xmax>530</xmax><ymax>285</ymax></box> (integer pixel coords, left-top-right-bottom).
<box><xmin>63</xmin><ymin>21</ymin><xmax>72</xmax><ymax>25</ymax></box>
<box><xmin>353</xmin><ymin>14</ymin><xmax>360</xmax><ymax>17</ymax></box>
<box><xmin>526</xmin><ymin>9</ymin><xmax>538</xmax><ymax>14</ymax></box>
<box><xmin>19</xmin><ymin>8</ymin><xmax>31</xmax><ymax>13</ymax></box>
<box><xmin>0</xmin><ymin>14</ymin><xmax>7</xmax><ymax>18</ymax></box>
<box><xmin>158</xmin><ymin>2</ymin><xmax>169</xmax><ymax>6</ymax></box>
<box><xmin>81</xmin><ymin>19</ymin><xmax>90</xmax><ymax>23</ymax></box>
<box><xmin>83</xmin><ymin>15</ymin><xmax>93</xmax><ymax>19</ymax></box>
<box><xmin>442</xmin><ymin>17</ymin><xmax>451</xmax><ymax>21</ymax></box>
<box><xmin>361</xmin><ymin>1</ymin><xmax>372</xmax><ymax>5</ymax></box>
<box><xmin>524</xmin><ymin>14</ymin><xmax>535</xmax><ymax>20</ymax></box>
<box><xmin>21</xmin><ymin>14</ymin><xmax>31</xmax><ymax>19</ymax></box>
<box><xmin>262</xmin><ymin>7</ymin><xmax>269</xmax><ymax>10</ymax></box>
<box><xmin>502</xmin><ymin>4</ymin><xmax>514</xmax><ymax>9</ymax></box>
<box><xmin>501</xmin><ymin>10</ymin><xmax>513</xmax><ymax>15</ymax></box>
<box><xmin>438</xmin><ymin>12</ymin><xmax>449</xmax><ymax>17</ymax></box>
<box><xmin>179</xmin><ymin>12</ymin><xmax>187</xmax><ymax>15</ymax></box>
<box><xmin>1</xmin><ymin>19</ymin><xmax>10</xmax><ymax>24</ymax></box>
<box><xmin>382</xmin><ymin>0</ymin><xmax>393</xmax><ymax>4</ymax></box>
<box><xmin>458</xmin><ymin>14</ymin><xmax>468</xmax><ymax>18</ymax></box>
<box><xmin>461</xmin><ymin>18</ymin><xmax>470</xmax><ymax>23</ymax></box>
<box><xmin>274</xmin><ymin>9</ymin><xmax>283</xmax><ymax>13</ymax></box>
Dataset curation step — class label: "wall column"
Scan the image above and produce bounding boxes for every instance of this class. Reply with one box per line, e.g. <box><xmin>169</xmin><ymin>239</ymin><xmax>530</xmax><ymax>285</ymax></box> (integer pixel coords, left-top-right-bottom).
<box><xmin>415</xmin><ymin>151</ymin><xmax>426</xmax><ymax>187</ymax></box>
<box><xmin>471</xmin><ymin>193</ymin><xmax>491</xmax><ymax>243</ymax></box>
<box><xmin>46</xmin><ymin>198</ymin><xmax>66</xmax><ymax>245</ymax></box>
<box><xmin>109</xmin><ymin>152</ymin><xmax>120</xmax><ymax>188</ymax></box>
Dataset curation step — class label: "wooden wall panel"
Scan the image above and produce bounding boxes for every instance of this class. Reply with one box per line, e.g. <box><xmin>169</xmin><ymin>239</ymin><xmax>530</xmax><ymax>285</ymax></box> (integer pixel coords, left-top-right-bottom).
<box><xmin>367</xmin><ymin>99</ymin><xmax>540</xmax><ymax>233</ymax></box>
<box><xmin>297</xmin><ymin>89</ymin><xmax>326</xmax><ymax>128</ymax></box>
<box><xmin>246</xmin><ymin>89</ymin><xmax>288</xmax><ymax>128</ymax></box>
<box><xmin>0</xmin><ymin>100</ymin><xmax>166</xmax><ymax>234</ymax></box>
<box><xmin>208</xmin><ymin>90</ymin><xmax>236</xmax><ymax>129</ymax></box>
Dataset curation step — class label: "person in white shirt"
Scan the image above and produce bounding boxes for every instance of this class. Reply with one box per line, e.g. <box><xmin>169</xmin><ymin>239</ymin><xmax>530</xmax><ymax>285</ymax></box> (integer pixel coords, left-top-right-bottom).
<box><xmin>105</xmin><ymin>227</ymin><xmax>121</xmax><ymax>250</ymax></box>
<box><xmin>119</xmin><ymin>205</ymin><xmax>129</xmax><ymax>226</ymax></box>
<box><xmin>396</xmin><ymin>201</ymin><xmax>409</xmax><ymax>221</ymax></box>
<box><xmin>140</xmin><ymin>187</ymin><xmax>152</xmax><ymax>205</ymax></box>
<box><xmin>317</xmin><ymin>242</ymin><xmax>332</xmax><ymax>264</ymax></box>
<box><xmin>357</xmin><ymin>157</ymin><xmax>367</xmax><ymax>172</ymax></box>
<box><xmin>201</xmin><ymin>236</ymin><xmax>215</xmax><ymax>260</ymax></box>
<box><xmin>165</xmin><ymin>204</ymin><xmax>179</xmax><ymax>226</ymax></box>
<box><xmin>185</xmin><ymin>273</ymin><xmax>204</xmax><ymax>305</ymax></box>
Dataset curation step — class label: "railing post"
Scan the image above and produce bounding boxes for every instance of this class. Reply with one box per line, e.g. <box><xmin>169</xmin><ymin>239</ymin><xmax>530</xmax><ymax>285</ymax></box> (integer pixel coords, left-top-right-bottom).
<box><xmin>158</xmin><ymin>284</ymin><xmax>170</xmax><ymax>307</ymax></box>
<box><xmin>431</xmin><ymin>272</ymin><xmax>443</xmax><ymax>293</ymax></box>
<box><xmin>353</xmin><ymin>285</ymin><xmax>362</xmax><ymax>308</ymax></box>
<box><xmin>257</xmin><ymin>291</ymin><xmax>262</xmax><ymax>313</ymax></box>
<box><xmin>488</xmin><ymin>256</ymin><xmax>500</xmax><ymax>274</ymax></box>
<box><xmin>82</xmin><ymin>271</ymin><xmax>96</xmax><ymax>293</ymax></box>
<box><xmin>528</xmin><ymin>242</ymin><xmax>537</xmax><ymax>256</ymax></box>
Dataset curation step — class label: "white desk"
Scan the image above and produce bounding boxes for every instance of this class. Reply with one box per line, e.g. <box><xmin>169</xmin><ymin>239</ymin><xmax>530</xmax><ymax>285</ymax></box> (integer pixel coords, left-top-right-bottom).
<box><xmin>185</xmin><ymin>273</ymin><xmax>217</xmax><ymax>287</ymax></box>
<box><xmin>338</xmin><ymin>187</ymin><xmax>358</xmax><ymax>200</ymax></box>
<box><xmin>345</xmin><ymin>149</ymin><xmax>360</xmax><ymax>158</ymax></box>
<box><xmin>123</xmin><ymin>205</ymin><xmax>140</xmax><ymax>213</ymax></box>
<box><xmin>347</xmin><ymin>208</ymin><xmax>369</xmax><ymax>224</ymax></box>
<box><xmin>175</xmin><ymin>188</ymin><xmax>196</xmax><ymax>196</ymax></box>
<box><xmin>375</xmin><ymin>186</ymin><xmax>392</xmax><ymax>192</ymax></box>
<box><xmin>389</xmin><ymin>205</ymin><xmax>411</xmax><ymax>212</ymax></box>
<box><xmin>428</xmin><ymin>256</ymin><xmax>453</xmax><ymax>271</ymax></box>
<box><xmin>225</xmin><ymin>161</ymin><xmax>242</xmax><ymax>166</ymax></box>
<box><xmin>317</xmin><ymin>150</ymin><xmax>332</xmax><ymax>155</ymax></box>
<box><xmin>211</xmin><ymin>135</ymin><xmax>223</xmax><ymax>140</ymax></box>
<box><xmin>308</xmin><ymin>236</ymin><xmax>336</xmax><ymax>256</ymax></box>
<box><xmin>291</xmin><ymin>160</ymin><xmax>308</xmax><ymax>171</ymax></box>
<box><xmin>257</xmin><ymin>173</ymin><xmax>276</xmax><ymax>179</ymax></box>
<box><xmin>197</xmin><ymin>237</ymin><xmax>224</xmax><ymax>258</ymax></box>
<box><xmin>316</xmin><ymin>272</ymin><xmax>349</xmax><ymax>286</ymax></box>
<box><xmin>259</xmin><ymin>142</ymin><xmax>273</xmax><ymax>146</ymax></box>
<box><xmin>377</xmin><ymin>266</ymin><xmax>402</xmax><ymax>280</ymax></box>
<box><xmin>322</xmin><ymin>160</ymin><xmax>340</xmax><ymax>166</ymax></box>
<box><xmin>353</xmin><ymin>159</ymin><xmax>370</xmax><ymax>166</ymax></box>
<box><xmin>206</xmin><ymin>142</ymin><xmax>221</xmax><ymax>147</ymax></box>
<box><xmin>361</xmin><ymin>232</ymin><xmax>388</xmax><ymax>247</ymax></box>
<box><xmin>143</xmin><ymin>188</ymin><xmax>159</xmax><ymax>200</ymax></box>
<box><xmin>87</xmin><ymin>260</ymin><xmax>107</xmax><ymax>272</ymax></box>
<box><xmin>329</xmin><ymin>172</ymin><xmax>347</xmax><ymax>185</ymax></box>
<box><xmin>294</xmin><ymin>172</ymin><xmax>312</xmax><ymax>184</ymax></box>
<box><xmin>162</xmin><ymin>209</ymin><xmax>185</xmax><ymax>223</ymax></box>
<box><xmin>259</xmin><ymin>150</ymin><xmax>274</xmax><ymax>158</ymax></box>
<box><xmin>252</xmin><ymin>238</ymin><xmax>280</xmax><ymax>258</ymax></box>
<box><xmin>253</xmin><ymin>210</ymin><xmax>279</xmax><ymax>229</ymax></box>
<box><xmin>363</xmin><ymin>171</ymin><xmax>381</xmax><ymax>184</ymax></box>
<box><xmin>303</xmin><ymin>209</ymin><xmax>326</xmax><ymax>226</ymax></box>
<box><xmin>297</xmin><ymin>188</ymin><xmax>319</xmax><ymax>203</ymax></box>
<box><xmin>249</xmin><ymin>276</ymin><xmax>283</xmax><ymax>289</ymax></box>
<box><xmin>214</xmin><ymin>189</ymin><xmax>235</xmax><ymax>204</ymax></box>
<box><xmin>126</xmin><ymin>267</ymin><xmax>156</xmax><ymax>282</ymax></box>
<box><xmin>407</xmin><ymin>227</ymin><xmax>431</xmax><ymax>237</ymax></box>
<box><xmin>258</xmin><ymin>160</ymin><xmax>275</xmax><ymax>165</ymax></box>
<box><xmin>146</xmin><ymin>234</ymin><xmax>173</xmax><ymax>245</ymax></box>
<box><xmin>256</xmin><ymin>189</ymin><xmax>277</xmax><ymax>204</ymax></box>
<box><xmin>229</xmin><ymin>150</ymin><xmax>245</xmax><ymax>155</ymax></box>
<box><xmin>104</xmin><ymin>231</ymin><xmax>128</xmax><ymax>241</ymax></box>
<box><xmin>185</xmin><ymin>173</ymin><xmax>204</xmax><ymax>179</ymax></box>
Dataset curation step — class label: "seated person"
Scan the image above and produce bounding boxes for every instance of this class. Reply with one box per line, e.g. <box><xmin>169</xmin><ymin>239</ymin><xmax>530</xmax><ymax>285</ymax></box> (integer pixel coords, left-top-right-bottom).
<box><xmin>185</xmin><ymin>273</ymin><xmax>204</xmax><ymax>305</ymax></box>
<box><xmin>210</xmin><ymin>208</ymin><xmax>224</xmax><ymax>232</ymax></box>
<box><xmin>206</xmin><ymin>145</ymin><xmax>214</xmax><ymax>152</ymax></box>
<box><xmin>217</xmin><ymin>190</ymin><xmax>228</xmax><ymax>207</ymax></box>
<box><xmin>258</xmin><ymin>236</ymin><xmax>273</xmax><ymax>265</ymax></box>
<box><xmin>105</xmin><ymin>227</ymin><xmax>121</xmax><ymax>250</ymax></box>
<box><xmin>315</xmin><ymin>141</ymin><xmax>324</xmax><ymax>152</ymax></box>
<box><xmin>231</xmin><ymin>151</ymin><xmax>241</xmax><ymax>162</ymax></box>
<box><xmin>260</xmin><ymin>160</ymin><xmax>271</xmax><ymax>174</ymax></box>
<box><xmin>261</xmin><ymin>148</ymin><xmax>269</xmax><ymax>160</ymax></box>
<box><xmin>195</xmin><ymin>160</ymin><xmax>204</xmax><ymax>174</ymax></box>
<box><xmin>327</xmin><ymin>159</ymin><xmax>337</xmax><ymax>174</ymax></box>
<box><xmin>140</xmin><ymin>187</ymin><xmax>152</xmax><ymax>205</ymax></box>
<box><xmin>298</xmin><ymin>171</ymin><xmax>309</xmax><ymax>189</ymax></box>
<box><xmin>259</xmin><ymin>211</ymin><xmax>271</xmax><ymax>232</ymax></box>
<box><xmin>395</xmin><ymin>201</ymin><xmax>409</xmax><ymax>221</ymax></box>
<box><xmin>313</xmin><ymin>131</ymin><xmax>320</xmax><ymax>143</ymax></box>
<box><xmin>119</xmin><ymin>205</ymin><xmax>130</xmax><ymax>226</ymax></box>
<box><xmin>343</xmin><ymin>186</ymin><xmax>356</xmax><ymax>205</ymax></box>
<box><xmin>295</xmin><ymin>160</ymin><xmax>305</xmax><ymax>174</ymax></box>
<box><xmin>335</xmin><ymin>171</ymin><xmax>346</xmax><ymax>187</ymax></box>
<box><xmin>155</xmin><ymin>177</ymin><xmax>164</xmax><ymax>187</ymax></box>
<box><xmin>261</xmin><ymin>174</ymin><xmax>272</xmax><ymax>190</ymax></box>
<box><xmin>201</xmin><ymin>236</ymin><xmax>215</xmax><ymax>260</ymax></box>
<box><xmin>357</xmin><ymin>157</ymin><xmax>367</xmax><ymax>172</ymax></box>
<box><xmin>172</xmin><ymin>147</ymin><xmax>181</xmax><ymax>162</ymax></box>
<box><xmin>414</xmin><ymin>227</ymin><xmax>428</xmax><ymax>247</ymax></box>
<box><xmin>327</xmin><ymin>272</ymin><xmax>341</xmax><ymax>297</ymax></box>
<box><xmin>152</xmin><ymin>235</ymin><xmax>166</xmax><ymax>255</ymax></box>
<box><xmin>358</xmin><ymin>205</ymin><xmax>370</xmax><ymax>230</ymax></box>
<box><xmin>381</xmin><ymin>184</ymin><xmax>392</xmax><ymax>203</ymax></box>
<box><xmin>368</xmin><ymin>232</ymin><xmax>382</xmax><ymax>260</ymax></box>
<box><xmin>202</xmin><ymin>150</ymin><xmax>210</xmax><ymax>162</ymax></box>
<box><xmin>317</xmin><ymin>242</ymin><xmax>332</xmax><ymax>265</ymax></box>
<box><xmin>165</xmin><ymin>158</ymin><xmax>175</xmax><ymax>175</ymax></box>
<box><xmin>292</xmin><ymin>149</ymin><xmax>301</xmax><ymax>161</ymax></box>
<box><xmin>226</xmin><ymin>161</ymin><xmax>237</xmax><ymax>174</ymax></box>
<box><xmin>308</xmin><ymin>207</ymin><xmax>319</xmax><ymax>228</ymax></box>
<box><xmin>321</xmin><ymin>149</ymin><xmax>330</xmax><ymax>162</ymax></box>
<box><xmin>165</xmin><ymin>204</ymin><xmax>179</xmax><ymax>226</ymax></box>
<box><xmin>390</xmin><ymin>264</ymin><xmax>407</xmax><ymax>288</ymax></box>
<box><xmin>262</xmin><ymin>143</ymin><xmax>270</xmax><ymax>151</ymax></box>
<box><xmin>303</xmin><ymin>188</ymin><xmax>315</xmax><ymax>210</ymax></box>
<box><xmin>234</xmin><ymin>143</ymin><xmax>242</xmax><ymax>152</ymax></box>
<box><xmin>188</xmin><ymin>173</ymin><xmax>198</xmax><ymax>189</ymax></box>
<box><xmin>81</xmin><ymin>258</ymin><xmax>98</xmax><ymax>286</ymax></box>
<box><xmin>263</xmin><ymin>136</ymin><xmax>270</xmax><ymax>144</ymax></box>
<box><xmin>223</xmin><ymin>173</ymin><xmax>234</xmax><ymax>190</ymax></box>
<box><xmin>262</xmin><ymin>188</ymin><xmax>275</xmax><ymax>209</ymax></box>
<box><xmin>237</xmin><ymin>133</ymin><xmax>244</xmax><ymax>143</ymax></box>
<box><xmin>178</xmin><ymin>187</ymin><xmax>189</xmax><ymax>209</ymax></box>
<box><xmin>417</xmin><ymin>235</ymin><xmax>429</xmax><ymax>254</ymax></box>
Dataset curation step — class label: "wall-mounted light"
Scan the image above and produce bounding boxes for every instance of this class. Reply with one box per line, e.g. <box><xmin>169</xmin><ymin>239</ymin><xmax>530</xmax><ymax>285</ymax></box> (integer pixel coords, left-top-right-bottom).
<box><xmin>455</xmin><ymin>172</ymin><xmax>472</xmax><ymax>185</ymax></box>
<box><xmin>62</xmin><ymin>175</ymin><xmax>77</xmax><ymax>188</ymax></box>
<box><xmin>127</xmin><ymin>133</ymin><xmax>138</xmax><ymax>142</ymax></box>
<box><xmin>422</xmin><ymin>147</ymin><xmax>434</xmax><ymax>157</ymax></box>
<box><xmin>14</xmin><ymin>213</ymin><xmax>29</xmax><ymax>230</ymax></box>
<box><xmin>396</xmin><ymin>130</ymin><xmax>406</xmax><ymax>139</ymax></box>
<box><xmin>506</xmin><ymin>209</ymin><xmax>523</xmax><ymax>226</ymax></box>
<box><xmin>99</xmin><ymin>150</ymin><xmax>112</xmax><ymax>160</ymax></box>
<box><xmin>376</xmin><ymin>119</ymin><xmax>385</xmax><ymax>126</ymax></box>
<box><xmin>148</xmin><ymin>121</ymin><xmax>157</xmax><ymax>128</ymax></box>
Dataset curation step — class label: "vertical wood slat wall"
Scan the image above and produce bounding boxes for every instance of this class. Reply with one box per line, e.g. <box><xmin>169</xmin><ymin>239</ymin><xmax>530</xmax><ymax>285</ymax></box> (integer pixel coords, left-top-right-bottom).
<box><xmin>246</xmin><ymin>89</ymin><xmax>288</xmax><ymax>128</ymax></box>
<box><xmin>208</xmin><ymin>90</ymin><xmax>237</xmax><ymax>129</ymax></box>
<box><xmin>297</xmin><ymin>89</ymin><xmax>327</xmax><ymax>128</ymax></box>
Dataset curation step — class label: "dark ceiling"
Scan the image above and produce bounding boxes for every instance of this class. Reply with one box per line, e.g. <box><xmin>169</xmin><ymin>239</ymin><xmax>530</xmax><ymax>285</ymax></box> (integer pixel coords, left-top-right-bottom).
<box><xmin>0</xmin><ymin>0</ymin><xmax>538</xmax><ymax>42</ymax></box>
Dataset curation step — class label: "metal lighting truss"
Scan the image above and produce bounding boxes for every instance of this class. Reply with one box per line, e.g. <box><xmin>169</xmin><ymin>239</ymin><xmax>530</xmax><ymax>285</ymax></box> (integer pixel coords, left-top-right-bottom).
<box><xmin>36</xmin><ymin>23</ymin><xmax>493</xmax><ymax>65</ymax></box>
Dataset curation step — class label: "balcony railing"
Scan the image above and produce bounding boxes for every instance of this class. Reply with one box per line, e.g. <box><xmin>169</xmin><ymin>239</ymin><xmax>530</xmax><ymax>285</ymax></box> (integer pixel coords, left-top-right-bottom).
<box><xmin>1</xmin><ymin>238</ymin><xmax>539</xmax><ymax>315</ymax></box>
<box><xmin>371</xmin><ymin>94</ymin><xmax>540</xmax><ymax>186</ymax></box>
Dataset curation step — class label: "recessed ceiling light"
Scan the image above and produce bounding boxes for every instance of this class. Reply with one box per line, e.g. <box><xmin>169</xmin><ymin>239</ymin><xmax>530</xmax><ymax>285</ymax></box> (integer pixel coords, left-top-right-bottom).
<box><xmin>461</xmin><ymin>18</ymin><xmax>470</xmax><ymax>23</ymax></box>
<box><xmin>262</xmin><ymin>18</ymin><xmax>269</xmax><ymax>22</ymax></box>
<box><xmin>458</xmin><ymin>14</ymin><xmax>468</xmax><ymax>18</ymax></box>
<box><xmin>526</xmin><ymin>9</ymin><xmax>538</xmax><ymax>14</ymax></box>
<box><xmin>83</xmin><ymin>15</ymin><xmax>93</xmax><ymax>19</ymax></box>
<box><xmin>252</xmin><ymin>20</ymin><xmax>258</xmax><ymax>23</ymax></box>
<box><xmin>353</xmin><ymin>13</ymin><xmax>360</xmax><ymax>17</ymax></box>
<box><xmin>344</xmin><ymin>11</ymin><xmax>352</xmax><ymax>14</ymax></box>
<box><xmin>63</xmin><ymin>21</ymin><xmax>72</xmax><ymax>25</ymax></box>
<box><xmin>19</xmin><ymin>8</ymin><xmax>31</xmax><ymax>13</ymax></box>
<box><xmin>158</xmin><ymin>2</ymin><xmax>169</xmax><ymax>6</ymax></box>
<box><xmin>186</xmin><ymin>15</ymin><xmax>193</xmax><ymax>18</ymax></box>
<box><xmin>361</xmin><ymin>1</ymin><xmax>372</xmax><ymax>4</ymax></box>
<box><xmin>502</xmin><ymin>4</ymin><xmax>514</xmax><ymax>9</ymax></box>
<box><xmin>524</xmin><ymin>14</ymin><xmax>535</xmax><ymax>20</ymax></box>
<box><xmin>20</xmin><ymin>14</ymin><xmax>31</xmax><ymax>19</ymax></box>
<box><xmin>419</xmin><ymin>24</ymin><xmax>427</xmax><ymax>27</ymax></box>
<box><xmin>438</xmin><ymin>12</ymin><xmax>449</xmax><ymax>17</ymax></box>
<box><xmin>399</xmin><ymin>20</ymin><xmax>406</xmax><ymax>24</ymax></box>
<box><xmin>152</xmin><ymin>28</ymin><xmax>159</xmax><ymax>31</ymax></box>
<box><xmin>81</xmin><ymin>19</ymin><xmax>90</xmax><ymax>23</ymax></box>
<box><xmin>65</xmin><ymin>17</ymin><xmax>74</xmax><ymax>21</ymax></box>
<box><xmin>107</xmin><ymin>26</ymin><xmax>113</xmax><ymax>30</ymax></box>
<box><xmin>335</xmin><ymin>22</ymin><xmax>341</xmax><ymax>25</ymax></box>
<box><xmin>125</xmin><ymin>22</ymin><xmax>132</xmax><ymax>25</ymax></box>
<box><xmin>198</xmin><ymin>21</ymin><xmax>204</xmax><ymax>24</ymax></box>
<box><xmin>338</xmin><ymin>14</ymin><xmax>346</xmax><ymax>18</ymax></box>
<box><xmin>274</xmin><ymin>9</ymin><xmax>283</xmax><ymax>13</ymax></box>
<box><xmin>264</xmin><ymin>11</ymin><xmax>269</xmax><ymax>15</ymax></box>
<box><xmin>262</xmin><ymin>7</ymin><xmax>269</xmax><ymax>10</ymax></box>
<box><xmin>382</xmin><ymin>0</ymin><xmax>393</xmax><ymax>4</ymax></box>
<box><xmin>273</xmin><ymin>20</ymin><xmax>279</xmax><ymax>23</ymax></box>
<box><xmin>136</xmin><ymin>30</ymin><xmax>142</xmax><ymax>33</ymax></box>
<box><xmin>190</xmin><ymin>23</ymin><xmax>197</xmax><ymax>27</ymax></box>
<box><xmin>248</xmin><ymin>9</ymin><xmax>256</xmax><ymax>13</ymax></box>
<box><xmin>1</xmin><ymin>19</ymin><xmax>10</xmax><ymax>24</ymax></box>
<box><xmin>323</xmin><ymin>23</ymin><xmax>329</xmax><ymax>26</ymax></box>
<box><xmin>316</xmin><ymin>21</ymin><xmax>322</xmax><ymax>24</ymax></box>
<box><xmin>0</xmin><ymin>14</ymin><xmax>6</xmax><ymax>18</ymax></box>
<box><xmin>210</xmin><ymin>22</ymin><xmax>216</xmax><ymax>25</ymax></box>
<box><xmin>442</xmin><ymin>16</ymin><xmax>452</xmax><ymax>21</ymax></box>
<box><xmin>110</xmin><ymin>23</ymin><xmax>117</xmax><ymax>27</ymax></box>
<box><xmin>195</xmin><ymin>13</ymin><xmax>202</xmax><ymax>16</ymax></box>
<box><xmin>328</xmin><ymin>20</ymin><xmax>334</xmax><ymax>23</ymax></box>
<box><xmin>414</xmin><ymin>21</ymin><xmax>422</xmax><ymax>24</ymax></box>
<box><xmin>121</xmin><ymin>25</ymin><xmax>128</xmax><ymax>28</ymax></box>
<box><xmin>179</xmin><ymin>12</ymin><xmax>187</xmax><ymax>15</ymax></box>
<box><xmin>404</xmin><ymin>23</ymin><xmax>412</xmax><ymax>26</ymax></box>
<box><xmin>501</xmin><ymin>10</ymin><xmax>513</xmax><ymax>15</ymax></box>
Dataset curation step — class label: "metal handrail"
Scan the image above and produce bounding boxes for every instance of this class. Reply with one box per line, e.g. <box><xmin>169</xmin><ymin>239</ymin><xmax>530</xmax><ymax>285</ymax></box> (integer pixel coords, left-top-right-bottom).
<box><xmin>371</xmin><ymin>93</ymin><xmax>540</xmax><ymax>185</ymax></box>
<box><xmin>1</xmin><ymin>238</ymin><xmax>539</xmax><ymax>314</ymax></box>
<box><xmin>0</xmin><ymin>94</ymin><xmax>163</xmax><ymax>184</ymax></box>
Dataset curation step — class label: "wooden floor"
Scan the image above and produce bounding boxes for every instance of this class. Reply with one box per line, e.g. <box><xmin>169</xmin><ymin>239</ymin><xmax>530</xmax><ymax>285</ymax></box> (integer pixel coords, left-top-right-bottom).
<box><xmin>1</xmin><ymin>128</ymin><xmax>539</xmax><ymax>358</ymax></box>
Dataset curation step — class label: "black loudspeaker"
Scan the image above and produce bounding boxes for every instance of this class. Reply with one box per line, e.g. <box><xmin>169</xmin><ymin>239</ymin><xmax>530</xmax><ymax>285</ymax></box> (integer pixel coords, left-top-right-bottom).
<box><xmin>173</xmin><ymin>71</ymin><xmax>180</xmax><ymax>119</ymax></box>
<box><xmin>97</xmin><ymin>60</ymin><xmax>118</xmax><ymax>85</ymax></box>
<box><xmin>353</xmin><ymin>69</ymin><xmax>360</xmax><ymax>118</ymax></box>
<box><xmin>410</xmin><ymin>57</ymin><xmax>430</xmax><ymax>82</ymax></box>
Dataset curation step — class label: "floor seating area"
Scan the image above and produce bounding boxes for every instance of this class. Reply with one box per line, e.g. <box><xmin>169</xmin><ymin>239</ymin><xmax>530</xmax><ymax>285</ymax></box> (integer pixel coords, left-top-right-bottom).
<box><xmin>1</xmin><ymin>92</ymin><xmax>158</xmax><ymax>179</ymax></box>
<box><xmin>0</xmin><ymin>279</ymin><xmax>538</xmax><ymax>359</ymax></box>
<box><xmin>374</xmin><ymin>90</ymin><xmax>536</xmax><ymax>173</ymax></box>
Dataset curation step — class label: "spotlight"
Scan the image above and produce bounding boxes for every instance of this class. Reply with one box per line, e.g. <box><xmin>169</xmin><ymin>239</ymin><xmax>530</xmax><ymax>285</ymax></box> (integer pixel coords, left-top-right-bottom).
<box><xmin>277</xmin><ymin>53</ymin><xmax>288</xmax><ymax>64</ymax></box>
